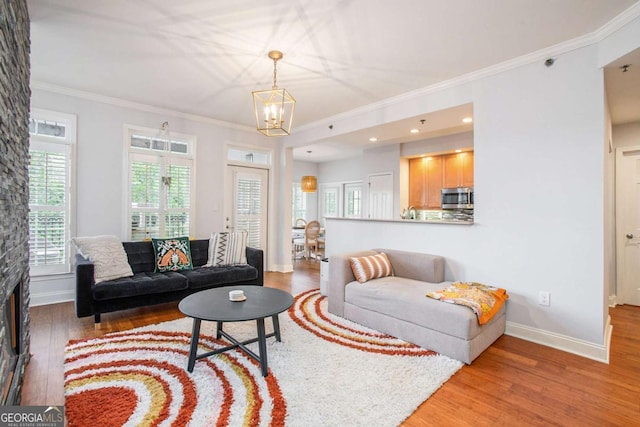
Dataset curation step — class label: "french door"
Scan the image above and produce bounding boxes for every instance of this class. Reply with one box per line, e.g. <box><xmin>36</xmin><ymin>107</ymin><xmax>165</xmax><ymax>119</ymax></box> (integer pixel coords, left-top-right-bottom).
<box><xmin>225</xmin><ymin>166</ymin><xmax>268</xmax><ymax>250</ymax></box>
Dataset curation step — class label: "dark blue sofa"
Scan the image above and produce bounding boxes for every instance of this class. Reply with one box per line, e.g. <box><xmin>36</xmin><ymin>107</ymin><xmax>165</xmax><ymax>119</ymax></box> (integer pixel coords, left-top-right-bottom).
<box><xmin>74</xmin><ymin>239</ymin><xmax>263</xmax><ymax>323</ymax></box>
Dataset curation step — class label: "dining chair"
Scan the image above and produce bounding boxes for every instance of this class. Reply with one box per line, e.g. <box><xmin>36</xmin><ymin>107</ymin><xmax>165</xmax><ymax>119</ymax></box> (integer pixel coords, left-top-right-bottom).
<box><xmin>294</xmin><ymin>220</ymin><xmax>321</xmax><ymax>260</ymax></box>
<box><xmin>294</xmin><ymin>218</ymin><xmax>307</xmax><ymax>228</ymax></box>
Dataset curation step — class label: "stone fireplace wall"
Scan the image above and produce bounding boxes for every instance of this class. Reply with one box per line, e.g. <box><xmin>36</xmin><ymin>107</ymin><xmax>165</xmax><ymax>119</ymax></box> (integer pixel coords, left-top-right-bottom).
<box><xmin>0</xmin><ymin>0</ymin><xmax>31</xmax><ymax>405</ymax></box>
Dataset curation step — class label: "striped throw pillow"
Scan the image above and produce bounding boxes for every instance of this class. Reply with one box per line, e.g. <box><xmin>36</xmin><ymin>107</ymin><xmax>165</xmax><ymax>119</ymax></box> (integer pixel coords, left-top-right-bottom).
<box><xmin>349</xmin><ymin>253</ymin><xmax>393</xmax><ymax>283</ymax></box>
<box><xmin>205</xmin><ymin>231</ymin><xmax>248</xmax><ymax>267</ymax></box>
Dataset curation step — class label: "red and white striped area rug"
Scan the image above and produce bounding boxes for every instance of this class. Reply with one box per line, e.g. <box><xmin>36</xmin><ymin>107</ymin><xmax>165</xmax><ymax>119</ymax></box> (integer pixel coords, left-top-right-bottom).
<box><xmin>64</xmin><ymin>289</ymin><xmax>462</xmax><ymax>427</ymax></box>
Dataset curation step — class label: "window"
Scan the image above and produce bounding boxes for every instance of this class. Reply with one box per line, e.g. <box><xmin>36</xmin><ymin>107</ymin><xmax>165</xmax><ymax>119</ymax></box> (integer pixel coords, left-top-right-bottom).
<box><xmin>319</xmin><ymin>181</ymin><xmax>363</xmax><ymax>224</ymax></box>
<box><xmin>291</xmin><ymin>183</ymin><xmax>307</xmax><ymax>226</ymax></box>
<box><xmin>128</xmin><ymin>127</ymin><xmax>195</xmax><ymax>240</ymax></box>
<box><xmin>28</xmin><ymin>110</ymin><xmax>76</xmax><ymax>275</ymax></box>
<box><xmin>227</xmin><ymin>147</ymin><xmax>271</xmax><ymax>165</ymax></box>
<box><xmin>344</xmin><ymin>183</ymin><xmax>362</xmax><ymax>218</ymax></box>
<box><xmin>320</xmin><ymin>185</ymin><xmax>340</xmax><ymax>224</ymax></box>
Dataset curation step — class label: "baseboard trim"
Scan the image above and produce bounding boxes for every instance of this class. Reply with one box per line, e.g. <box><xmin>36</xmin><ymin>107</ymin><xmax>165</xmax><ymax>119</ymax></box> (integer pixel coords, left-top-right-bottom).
<box><xmin>30</xmin><ymin>290</ymin><xmax>74</xmax><ymax>307</ymax></box>
<box><xmin>505</xmin><ymin>317</ymin><xmax>611</xmax><ymax>364</ymax></box>
<box><xmin>268</xmin><ymin>264</ymin><xmax>294</xmax><ymax>273</ymax></box>
<box><xmin>608</xmin><ymin>294</ymin><xmax>617</xmax><ymax>307</ymax></box>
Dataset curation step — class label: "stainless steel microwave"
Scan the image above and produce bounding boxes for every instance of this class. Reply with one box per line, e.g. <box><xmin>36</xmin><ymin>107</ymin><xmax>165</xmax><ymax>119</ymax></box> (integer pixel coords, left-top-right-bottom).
<box><xmin>441</xmin><ymin>187</ymin><xmax>474</xmax><ymax>209</ymax></box>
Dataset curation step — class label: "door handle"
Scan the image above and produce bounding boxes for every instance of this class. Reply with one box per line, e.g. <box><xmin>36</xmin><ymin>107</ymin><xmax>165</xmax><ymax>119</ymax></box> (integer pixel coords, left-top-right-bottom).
<box><xmin>626</xmin><ymin>233</ymin><xmax>634</xmax><ymax>239</ymax></box>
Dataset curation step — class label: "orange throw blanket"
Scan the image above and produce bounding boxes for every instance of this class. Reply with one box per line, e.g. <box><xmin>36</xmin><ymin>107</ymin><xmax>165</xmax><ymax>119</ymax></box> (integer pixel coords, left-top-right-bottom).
<box><xmin>427</xmin><ymin>282</ymin><xmax>509</xmax><ymax>325</ymax></box>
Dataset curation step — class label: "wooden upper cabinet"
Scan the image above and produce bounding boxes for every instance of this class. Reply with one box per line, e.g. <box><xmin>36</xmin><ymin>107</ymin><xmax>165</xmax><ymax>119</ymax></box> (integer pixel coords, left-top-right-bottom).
<box><xmin>443</xmin><ymin>151</ymin><xmax>474</xmax><ymax>188</ymax></box>
<box><xmin>460</xmin><ymin>152</ymin><xmax>474</xmax><ymax>188</ymax></box>
<box><xmin>409</xmin><ymin>158</ymin><xmax>426</xmax><ymax>209</ymax></box>
<box><xmin>409</xmin><ymin>157</ymin><xmax>443</xmax><ymax>209</ymax></box>
<box><xmin>408</xmin><ymin>151</ymin><xmax>473</xmax><ymax>210</ymax></box>
<box><xmin>426</xmin><ymin>157</ymin><xmax>443</xmax><ymax>208</ymax></box>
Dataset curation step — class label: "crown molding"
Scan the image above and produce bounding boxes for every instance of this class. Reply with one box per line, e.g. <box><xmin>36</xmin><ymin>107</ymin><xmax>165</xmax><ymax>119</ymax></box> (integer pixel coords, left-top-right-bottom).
<box><xmin>30</xmin><ymin>80</ymin><xmax>255</xmax><ymax>133</ymax></box>
<box><xmin>296</xmin><ymin>4</ymin><xmax>640</xmax><ymax>137</ymax></box>
<box><xmin>594</xmin><ymin>0</ymin><xmax>640</xmax><ymax>40</ymax></box>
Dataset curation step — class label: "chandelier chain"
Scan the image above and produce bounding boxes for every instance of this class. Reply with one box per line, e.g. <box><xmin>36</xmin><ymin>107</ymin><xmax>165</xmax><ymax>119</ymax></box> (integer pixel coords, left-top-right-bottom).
<box><xmin>272</xmin><ymin>59</ymin><xmax>278</xmax><ymax>90</ymax></box>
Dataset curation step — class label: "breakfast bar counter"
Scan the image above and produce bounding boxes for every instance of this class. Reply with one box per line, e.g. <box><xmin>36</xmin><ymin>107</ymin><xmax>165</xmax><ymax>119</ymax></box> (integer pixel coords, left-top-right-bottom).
<box><xmin>327</xmin><ymin>217</ymin><xmax>473</xmax><ymax>226</ymax></box>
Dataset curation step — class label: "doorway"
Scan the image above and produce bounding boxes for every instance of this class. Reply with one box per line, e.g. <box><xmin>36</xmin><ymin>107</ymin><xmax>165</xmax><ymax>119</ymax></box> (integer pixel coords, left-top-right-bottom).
<box><xmin>225</xmin><ymin>166</ymin><xmax>269</xmax><ymax>251</ymax></box>
<box><xmin>368</xmin><ymin>172</ymin><xmax>394</xmax><ymax>219</ymax></box>
<box><xmin>616</xmin><ymin>146</ymin><xmax>640</xmax><ymax>306</ymax></box>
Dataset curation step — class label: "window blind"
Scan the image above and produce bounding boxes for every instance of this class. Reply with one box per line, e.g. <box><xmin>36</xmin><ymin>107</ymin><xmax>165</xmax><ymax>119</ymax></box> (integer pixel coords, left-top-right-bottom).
<box><xmin>28</xmin><ymin>147</ymin><xmax>69</xmax><ymax>272</ymax></box>
<box><xmin>235</xmin><ymin>177</ymin><xmax>262</xmax><ymax>249</ymax></box>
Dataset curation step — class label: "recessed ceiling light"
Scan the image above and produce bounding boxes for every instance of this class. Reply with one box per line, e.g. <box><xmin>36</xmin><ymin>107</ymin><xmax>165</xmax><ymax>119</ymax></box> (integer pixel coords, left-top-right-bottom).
<box><xmin>410</xmin><ymin>129</ymin><xmax>419</xmax><ymax>134</ymax></box>
<box><xmin>462</xmin><ymin>117</ymin><xmax>473</xmax><ymax>123</ymax></box>
<box><xmin>369</xmin><ymin>137</ymin><xmax>377</xmax><ymax>142</ymax></box>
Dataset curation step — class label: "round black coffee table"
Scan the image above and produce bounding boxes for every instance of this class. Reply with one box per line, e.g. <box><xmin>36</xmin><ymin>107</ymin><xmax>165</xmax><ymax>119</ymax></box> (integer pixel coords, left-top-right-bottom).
<box><xmin>178</xmin><ymin>285</ymin><xmax>294</xmax><ymax>377</ymax></box>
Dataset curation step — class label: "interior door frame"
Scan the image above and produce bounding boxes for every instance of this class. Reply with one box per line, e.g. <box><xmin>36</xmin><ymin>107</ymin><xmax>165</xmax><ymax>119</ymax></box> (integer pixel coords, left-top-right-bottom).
<box><xmin>224</xmin><ymin>144</ymin><xmax>274</xmax><ymax>270</ymax></box>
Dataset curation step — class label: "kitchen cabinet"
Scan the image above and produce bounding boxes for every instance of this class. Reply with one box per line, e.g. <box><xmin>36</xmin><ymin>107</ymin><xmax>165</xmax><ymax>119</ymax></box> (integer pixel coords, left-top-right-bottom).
<box><xmin>443</xmin><ymin>151</ymin><xmax>474</xmax><ymax>188</ymax></box>
<box><xmin>409</xmin><ymin>156</ymin><xmax>443</xmax><ymax>209</ymax></box>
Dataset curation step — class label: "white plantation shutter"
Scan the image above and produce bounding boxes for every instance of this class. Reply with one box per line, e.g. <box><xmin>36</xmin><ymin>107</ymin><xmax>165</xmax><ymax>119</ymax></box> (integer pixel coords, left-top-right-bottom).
<box><xmin>28</xmin><ymin>141</ymin><xmax>71</xmax><ymax>274</ymax></box>
<box><xmin>321</xmin><ymin>186</ymin><xmax>340</xmax><ymax>220</ymax></box>
<box><xmin>130</xmin><ymin>154</ymin><xmax>161</xmax><ymax>240</ymax></box>
<box><xmin>128</xmin><ymin>128</ymin><xmax>194</xmax><ymax>240</ymax></box>
<box><xmin>165</xmin><ymin>161</ymin><xmax>191</xmax><ymax>237</ymax></box>
<box><xmin>344</xmin><ymin>183</ymin><xmax>362</xmax><ymax>218</ymax></box>
<box><xmin>234</xmin><ymin>176</ymin><xmax>262</xmax><ymax>249</ymax></box>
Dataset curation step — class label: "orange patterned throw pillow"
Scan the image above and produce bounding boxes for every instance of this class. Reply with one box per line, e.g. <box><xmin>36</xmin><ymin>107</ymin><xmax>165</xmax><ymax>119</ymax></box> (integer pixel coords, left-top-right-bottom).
<box><xmin>349</xmin><ymin>253</ymin><xmax>394</xmax><ymax>283</ymax></box>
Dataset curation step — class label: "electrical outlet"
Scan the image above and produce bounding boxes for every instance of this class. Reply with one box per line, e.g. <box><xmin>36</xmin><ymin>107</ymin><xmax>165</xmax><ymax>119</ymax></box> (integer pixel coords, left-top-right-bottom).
<box><xmin>538</xmin><ymin>291</ymin><xmax>550</xmax><ymax>306</ymax></box>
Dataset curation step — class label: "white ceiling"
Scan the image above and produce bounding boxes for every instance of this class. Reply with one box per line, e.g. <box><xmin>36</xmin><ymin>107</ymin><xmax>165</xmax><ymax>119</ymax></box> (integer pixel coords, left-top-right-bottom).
<box><xmin>28</xmin><ymin>0</ymin><xmax>640</xmax><ymax>161</ymax></box>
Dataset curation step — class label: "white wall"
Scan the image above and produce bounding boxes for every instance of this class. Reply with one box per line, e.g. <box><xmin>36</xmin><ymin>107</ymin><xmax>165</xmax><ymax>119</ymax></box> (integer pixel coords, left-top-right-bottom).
<box><xmin>475</xmin><ymin>44</ymin><xmax>605</xmax><ymax>343</ymax></box>
<box><xmin>318</xmin><ymin>156</ymin><xmax>364</xmax><ymax>183</ymax></box>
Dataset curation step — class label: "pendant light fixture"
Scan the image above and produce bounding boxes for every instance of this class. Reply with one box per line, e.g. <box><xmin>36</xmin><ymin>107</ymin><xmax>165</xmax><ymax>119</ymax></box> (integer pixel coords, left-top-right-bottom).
<box><xmin>252</xmin><ymin>50</ymin><xmax>296</xmax><ymax>136</ymax></box>
<box><xmin>301</xmin><ymin>176</ymin><xmax>317</xmax><ymax>192</ymax></box>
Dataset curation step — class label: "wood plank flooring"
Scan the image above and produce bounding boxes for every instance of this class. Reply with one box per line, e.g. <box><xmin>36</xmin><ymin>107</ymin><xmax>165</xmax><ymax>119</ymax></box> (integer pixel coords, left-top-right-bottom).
<box><xmin>21</xmin><ymin>260</ymin><xmax>640</xmax><ymax>425</ymax></box>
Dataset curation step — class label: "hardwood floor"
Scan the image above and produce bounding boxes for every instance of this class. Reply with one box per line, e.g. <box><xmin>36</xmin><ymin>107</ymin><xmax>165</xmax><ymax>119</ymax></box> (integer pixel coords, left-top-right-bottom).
<box><xmin>22</xmin><ymin>260</ymin><xmax>640</xmax><ymax>425</ymax></box>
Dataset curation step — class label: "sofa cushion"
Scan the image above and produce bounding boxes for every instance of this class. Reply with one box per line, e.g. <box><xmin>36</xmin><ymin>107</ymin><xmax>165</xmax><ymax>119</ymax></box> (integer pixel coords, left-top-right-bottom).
<box><xmin>344</xmin><ymin>277</ymin><xmax>505</xmax><ymax>340</ymax></box>
<box><xmin>188</xmin><ymin>239</ymin><xmax>209</xmax><ymax>267</ymax></box>
<box><xmin>349</xmin><ymin>252</ymin><xmax>393</xmax><ymax>283</ymax></box>
<box><xmin>181</xmin><ymin>264</ymin><xmax>258</xmax><ymax>290</ymax></box>
<box><xmin>152</xmin><ymin>237</ymin><xmax>193</xmax><ymax>272</ymax></box>
<box><xmin>122</xmin><ymin>241</ymin><xmax>156</xmax><ymax>273</ymax></box>
<box><xmin>72</xmin><ymin>235</ymin><xmax>133</xmax><ymax>284</ymax></box>
<box><xmin>92</xmin><ymin>271</ymin><xmax>188</xmax><ymax>300</ymax></box>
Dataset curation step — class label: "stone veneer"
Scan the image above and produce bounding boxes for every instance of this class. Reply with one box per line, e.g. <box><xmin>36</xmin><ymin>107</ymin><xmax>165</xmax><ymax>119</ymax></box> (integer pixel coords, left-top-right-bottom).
<box><xmin>0</xmin><ymin>0</ymin><xmax>31</xmax><ymax>405</ymax></box>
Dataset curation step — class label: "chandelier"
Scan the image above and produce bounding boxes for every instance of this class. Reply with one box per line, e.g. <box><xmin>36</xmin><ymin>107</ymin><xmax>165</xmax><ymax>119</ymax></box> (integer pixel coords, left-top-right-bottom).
<box><xmin>252</xmin><ymin>50</ymin><xmax>296</xmax><ymax>136</ymax></box>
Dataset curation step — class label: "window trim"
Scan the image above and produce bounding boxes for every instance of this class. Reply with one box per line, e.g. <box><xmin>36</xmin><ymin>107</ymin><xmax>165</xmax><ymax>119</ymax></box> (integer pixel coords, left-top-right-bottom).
<box><xmin>28</xmin><ymin>109</ymin><xmax>76</xmax><ymax>277</ymax></box>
